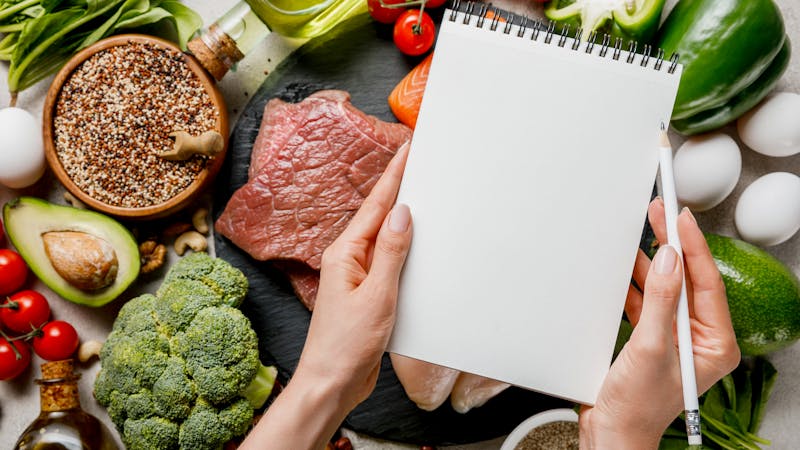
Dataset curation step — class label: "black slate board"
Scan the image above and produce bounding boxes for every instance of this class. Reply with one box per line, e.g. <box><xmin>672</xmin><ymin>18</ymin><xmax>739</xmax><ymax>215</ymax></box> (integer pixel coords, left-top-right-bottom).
<box><xmin>214</xmin><ymin>12</ymin><xmax>574</xmax><ymax>445</ymax></box>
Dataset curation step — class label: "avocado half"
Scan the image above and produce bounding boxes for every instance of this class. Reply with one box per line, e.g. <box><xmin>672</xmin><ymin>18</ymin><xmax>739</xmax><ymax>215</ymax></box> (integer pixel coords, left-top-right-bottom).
<box><xmin>3</xmin><ymin>197</ymin><xmax>140</xmax><ymax>307</ymax></box>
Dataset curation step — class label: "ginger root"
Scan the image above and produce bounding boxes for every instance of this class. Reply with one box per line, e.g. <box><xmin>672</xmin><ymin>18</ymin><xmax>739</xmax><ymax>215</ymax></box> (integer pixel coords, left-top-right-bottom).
<box><xmin>158</xmin><ymin>130</ymin><xmax>224</xmax><ymax>161</ymax></box>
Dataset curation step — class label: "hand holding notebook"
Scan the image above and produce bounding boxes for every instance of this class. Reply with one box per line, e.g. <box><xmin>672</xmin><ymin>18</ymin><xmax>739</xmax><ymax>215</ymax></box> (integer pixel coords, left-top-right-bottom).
<box><xmin>389</xmin><ymin>4</ymin><xmax>682</xmax><ymax>404</ymax></box>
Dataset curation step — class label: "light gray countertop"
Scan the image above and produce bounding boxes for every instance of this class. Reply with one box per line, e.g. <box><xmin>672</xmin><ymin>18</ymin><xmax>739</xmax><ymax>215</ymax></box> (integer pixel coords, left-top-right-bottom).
<box><xmin>1</xmin><ymin>0</ymin><xmax>799</xmax><ymax>448</ymax></box>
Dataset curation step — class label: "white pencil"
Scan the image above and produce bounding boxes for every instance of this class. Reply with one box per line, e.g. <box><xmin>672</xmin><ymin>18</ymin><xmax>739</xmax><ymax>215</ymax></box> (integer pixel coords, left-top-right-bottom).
<box><xmin>659</xmin><ymin>122</ymin><xmax>702</xmax><ymax>446</ymax></box>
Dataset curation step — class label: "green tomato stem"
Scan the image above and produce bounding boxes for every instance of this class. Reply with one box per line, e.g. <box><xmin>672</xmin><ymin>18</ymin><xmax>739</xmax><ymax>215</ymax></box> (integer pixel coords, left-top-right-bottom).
<box><xmin>0</xmin><ymin>328</ymin><xmax>24</xmax><ymax>360</ymax></box>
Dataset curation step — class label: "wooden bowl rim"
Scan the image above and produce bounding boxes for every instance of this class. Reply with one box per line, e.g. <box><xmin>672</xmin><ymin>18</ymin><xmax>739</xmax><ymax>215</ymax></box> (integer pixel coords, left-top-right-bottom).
<box><xmin>43</xmin><ymin>34</ymin><xmax>229</xmax><ymax>220</ymax></box>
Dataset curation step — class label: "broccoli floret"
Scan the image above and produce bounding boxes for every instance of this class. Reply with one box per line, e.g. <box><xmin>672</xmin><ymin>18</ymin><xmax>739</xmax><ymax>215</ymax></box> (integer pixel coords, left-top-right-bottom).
<box><xmin>175</xmin><ymin>306</ymin><xmax>259</xmax><ymax>405</ymax></box>
<box><xmin>153</xmin><ymin>357</ymin><xmax>196</xmax><ymax>421</ymax></box>
<box><xmin>162</xmin><ymin>252</ymin><xmax>248</xmax><ymax>307</ymax></box>
<box><xmin>123</xmin><ymin>417</ymin><xmax>179</xmax><ymax>450</ymax></box>
<box><xmin>219</xmin><ymin>397</ymin><xmax>254</xmax><ymax>438</ymax></box>
<box><xmin>178</xmin><ymin>400</ymin><xmax>232</xmax><ymax>450</ymax></box>
<box><xmin>95</xmin><ymin>255</ymin><xmax>276</xmax><ymax>450</ymax></box>
<box><xmin>113</xmin><ymin>294</ymin><xmax>159</xmax><ymax>332</ymax></box>
<box><xmin>126</xmin><ymin>389</ymin><xmax>158</xmax><ymax>420</ymax></box>
<box><xmin>157</xmin><ymin>279</ymin><xmax>223</xmax><ymax>333</ymax></box>
<box><xmin>97</xmin><ymin>332</ymin><xmax>170</xmax><ymax>397</ymax></box>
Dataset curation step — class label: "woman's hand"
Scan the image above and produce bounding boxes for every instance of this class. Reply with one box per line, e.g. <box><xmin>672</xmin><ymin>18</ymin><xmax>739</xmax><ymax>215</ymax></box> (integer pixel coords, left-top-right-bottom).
<box><xmin>240</xmin><ymin>144</ymin><xmax>412</xmax><ymax>450</ymax></box>
<box><xmin>579</xmin><ymin>198</ymin><xmax>741</xmax><ymax>449</ymax></box>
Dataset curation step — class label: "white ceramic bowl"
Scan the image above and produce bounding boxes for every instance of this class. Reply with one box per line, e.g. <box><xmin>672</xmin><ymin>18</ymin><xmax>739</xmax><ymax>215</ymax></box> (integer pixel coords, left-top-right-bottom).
<box><xmin>500</xmin><ymin>408</ymin><xmax>579</xmax><ymax>450</ymax></box>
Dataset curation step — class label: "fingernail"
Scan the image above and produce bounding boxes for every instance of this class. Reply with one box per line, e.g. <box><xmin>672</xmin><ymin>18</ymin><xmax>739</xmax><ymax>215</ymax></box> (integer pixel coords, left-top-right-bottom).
<box><xmin>654</xmin><ymin>245</ymin><xmax>677</xmax><ymax>274</ymax></box>
<box><xmin>388</xmin><ymin>204</ymin><xmax>411</xmax><ymax>232</ymax></box>
<box><xmin>682</xmin><ymin>207</ymin><xmax>696</xmax><ymax>224</ymax></box>
<box><xmin>653</xmin><ymin>196</ymin><xmax>663</xmax><ymax>205</ymax></box>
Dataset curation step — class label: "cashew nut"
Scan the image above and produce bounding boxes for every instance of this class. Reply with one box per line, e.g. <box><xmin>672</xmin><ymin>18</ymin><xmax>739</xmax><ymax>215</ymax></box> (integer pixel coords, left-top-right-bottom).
<box><xmin>78</xmin><ymin>340</ymin><xmax>103</xmax><ymax>363</ymax></box>
<box><xmin>158</xmin><ymin>130</ymin><xmax>224</xmax><ymax>161</ymax></box>
<box><xmin>63</xmin><ymin>191</ymin><xmax>86</xmax><ymax>209</ymax></box>
<box><xmin>192</xmin><ymin>207</ymin><xmax>209</xmax><ymax>235</ymax></box>
<box><xmin>174</xmin><ymin>231</ymin><xmax>207</xmax><ymax>256</ymax></box>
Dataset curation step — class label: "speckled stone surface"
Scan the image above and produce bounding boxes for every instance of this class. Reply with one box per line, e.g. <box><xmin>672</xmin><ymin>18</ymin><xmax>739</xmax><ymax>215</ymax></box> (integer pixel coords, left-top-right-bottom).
<box><xmin>1</xmin><ymin>0</ymin><xmax>799</xmax><ymax>448</ymax></box>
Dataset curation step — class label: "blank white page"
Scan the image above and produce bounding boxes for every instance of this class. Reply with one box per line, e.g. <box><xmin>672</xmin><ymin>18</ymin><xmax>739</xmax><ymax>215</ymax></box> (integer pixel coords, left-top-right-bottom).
<box><xmin>389</xmin><ymin>8</ymin><xmax>682</xmax><ymax>404</ymax></box>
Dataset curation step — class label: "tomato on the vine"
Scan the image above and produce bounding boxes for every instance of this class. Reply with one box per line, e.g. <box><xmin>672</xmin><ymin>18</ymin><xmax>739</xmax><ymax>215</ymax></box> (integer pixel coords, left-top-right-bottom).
<box><xmin>394</xmin><ymin>9</ymin><xmax>436</xmax><ymax>56</ymax></box>
<box><xmin>0</xmin><ymin>249</ymin><xmax>27</xmax><ymax>295</ymax></box>
<box><xmin>33</xmin><ymin>320</ymin><xmax>79</xmax><ymax>361</ymax></box>
<box><xmin>0</xmin><ymin>337</ymin><xmax>30</xmax><ymax>380</ymax></box>
<box><xmin>368</xmin><ymin>0</ymin><xmax>406</xmax><ymax>24</ymax></box>
<box><xmin>1</xmin><ymin>290</ymin><xmax>51</xmax><ymax>334</ymax></box>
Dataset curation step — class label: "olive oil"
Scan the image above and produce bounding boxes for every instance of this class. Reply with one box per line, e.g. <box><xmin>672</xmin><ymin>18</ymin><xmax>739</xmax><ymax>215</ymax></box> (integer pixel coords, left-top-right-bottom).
<box><xmin>13</xmin><ymin>360</ymin><xmax>119</xmax><ymax>450</ymax></box>
<box><xmin>188</xmin><ymin>0</ymin><xmax>366</xmax><ymax>80</ymax></box>
<box><xmin>246</xmin><ymin>0</ymin><xmax>365</xmax><ymax>39</ymax></box>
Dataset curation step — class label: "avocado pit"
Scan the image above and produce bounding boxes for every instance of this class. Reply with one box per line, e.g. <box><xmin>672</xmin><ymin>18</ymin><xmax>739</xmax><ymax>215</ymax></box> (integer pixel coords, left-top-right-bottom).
<box><xmin>42</xmin><ymin>231</ymin><xmax>118</xmax><ymax>291</ymax></box>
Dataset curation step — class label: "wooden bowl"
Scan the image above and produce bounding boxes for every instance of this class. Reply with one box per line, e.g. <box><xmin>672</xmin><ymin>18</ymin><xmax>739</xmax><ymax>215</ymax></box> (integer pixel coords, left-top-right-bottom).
<box><xmin>43</xmin><ymin>34</ymin><xmax>229</xmax><ymax>220</ymax></box>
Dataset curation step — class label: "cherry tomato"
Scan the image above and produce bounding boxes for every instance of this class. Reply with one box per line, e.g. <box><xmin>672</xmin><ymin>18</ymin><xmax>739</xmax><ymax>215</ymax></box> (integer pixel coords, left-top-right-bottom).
<box><xmin>1</xmin><ymin>290</ymin><xmax>51</xmax><ymax>334</ymax></box>
<box><xmin>0</xmin><ymin>249</ymin><xmax>27</xmax><ymax>295</ymax></box>
<box><xmin>394</xmin><ymin>10</ymin><xmax>436</xmax><ymax>56</ymax></box>
<box><xmin>425</xmin><ymin>0</ymin><xmax>447</xmax><ymax>7</ymax></box>
<box><xmin>0</xmin><ymin>337</ymin><xmax>30</xmax><ymax>380</ymax></box>
<box><xmin>368</xmin><ymin>0</ymin><xmax>406</xmax><ymax>24</ymax></box>
<box><xmin>33</xmin><ymin>320</ymin><xmax>79</xmax><ymax>361</ymax></box>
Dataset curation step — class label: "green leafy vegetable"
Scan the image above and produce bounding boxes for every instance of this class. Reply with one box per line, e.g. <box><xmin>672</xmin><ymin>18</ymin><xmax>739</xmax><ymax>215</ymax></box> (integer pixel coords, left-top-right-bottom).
<box><xmin>659</xmin><ymin>357</ymin><xmax>776</xmax><ymax>449</ymax></box>
<box><xmin>0</xmin><ymin>0</ymin><xmax>201</xmax><ymax>101</ymax></box>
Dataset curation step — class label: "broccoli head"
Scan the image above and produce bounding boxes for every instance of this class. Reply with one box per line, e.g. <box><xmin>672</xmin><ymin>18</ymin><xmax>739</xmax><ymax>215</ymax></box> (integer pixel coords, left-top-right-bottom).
<box><xmin>94</xmin><ymin>254</ymin><xmax>275</xmax><ymax>450</ymax></box>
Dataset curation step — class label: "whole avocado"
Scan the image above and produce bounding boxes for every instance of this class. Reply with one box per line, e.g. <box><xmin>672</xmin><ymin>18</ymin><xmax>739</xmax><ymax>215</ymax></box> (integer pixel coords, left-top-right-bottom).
<box><xmin>706</xmin><ymin>233</ymin><xmax>800</xmax><ymax>355</ymax></box>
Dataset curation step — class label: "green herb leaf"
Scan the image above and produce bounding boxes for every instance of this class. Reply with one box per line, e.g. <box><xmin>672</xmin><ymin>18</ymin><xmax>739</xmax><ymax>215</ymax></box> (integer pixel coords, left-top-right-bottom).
<box><xmin>749</xmin><ymin>357</ymin><xmax>777</xmax><ymax>433</ymax></box>
<box><xmin>157</xmin><ymin>1</ymin><xmax>200</xmax><ymax>50</ymax></box>
<box><xmin>721</xmin><ymin>375</ymin><xmax>737</xmax><ymax>412</ymax></box>
<box><xmin>733</xmin><ymin>366</ymin><xmax>753</xmax><ymax>431</ymax></box>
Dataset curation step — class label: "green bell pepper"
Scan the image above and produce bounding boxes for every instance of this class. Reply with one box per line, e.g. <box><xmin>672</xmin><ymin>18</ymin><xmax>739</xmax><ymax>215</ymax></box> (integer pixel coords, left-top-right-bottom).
<box><xmin>671</xmin><ymin>39</ymin><xmax>790</xmax><ymax>136</ymax></box>
<box><xmin>545</xmin><ymin>0</ymin><xmax>666</xmax><ymax>44</ymax></box>
<box><xmin>656</xmin><ymin>0</ymin><xmax>786</xmax><ymax>131</ymax></box>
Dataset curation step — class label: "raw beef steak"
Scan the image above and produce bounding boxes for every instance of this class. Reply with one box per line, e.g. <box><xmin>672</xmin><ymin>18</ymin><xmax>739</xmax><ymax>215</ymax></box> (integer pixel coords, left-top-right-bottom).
<box><xmin>216</xmin><ymin>90</ymin><xmax>412</xmax><ymax>271</ymax></box>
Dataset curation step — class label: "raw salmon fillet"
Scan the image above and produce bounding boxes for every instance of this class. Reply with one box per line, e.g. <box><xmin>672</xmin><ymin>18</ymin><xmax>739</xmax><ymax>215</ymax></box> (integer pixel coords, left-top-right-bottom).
<box><xmin>388</xmin><ymin>53</ymin><xmax>433</xmax><ymax>129</ymax></box>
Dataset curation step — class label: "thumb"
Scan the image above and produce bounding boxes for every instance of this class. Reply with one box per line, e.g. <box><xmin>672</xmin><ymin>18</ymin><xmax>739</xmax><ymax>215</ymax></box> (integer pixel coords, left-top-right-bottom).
<box><xmin>366</xmin><ymin>204</ymin><xmax>413</xmax><ymax>289</ymax></box>
<box><xmin>637</xmin><ymin>245</ymin><xmax>683</xmax><ymax>341</ymax></box>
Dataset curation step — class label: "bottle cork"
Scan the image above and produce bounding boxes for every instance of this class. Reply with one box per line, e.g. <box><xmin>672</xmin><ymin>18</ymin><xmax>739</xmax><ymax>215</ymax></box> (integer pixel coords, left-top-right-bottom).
<box><xmin>187</xmin><ymin>24</ymin><xmax>245</xmax><ymax>81</ymax></box>
<box><xmin>38</xmin><ymin>359</ymin><xmax>82</xmax><ymax>412</ymax></box>
<box><xmin>40</xmin><ymin>359</ymin><xmax>78</xmax><ymax>380</ymax></box>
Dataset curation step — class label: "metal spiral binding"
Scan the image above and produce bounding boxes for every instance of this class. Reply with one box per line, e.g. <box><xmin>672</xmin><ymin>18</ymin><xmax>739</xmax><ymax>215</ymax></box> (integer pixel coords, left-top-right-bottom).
<box><xmin>448</xmin><ymin>0</ymin><xmax>679</xmax><ymax>73</ymax></box>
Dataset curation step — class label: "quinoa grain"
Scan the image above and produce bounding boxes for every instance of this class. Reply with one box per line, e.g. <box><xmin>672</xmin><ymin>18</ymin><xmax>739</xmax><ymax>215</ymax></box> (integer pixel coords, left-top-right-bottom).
<box><xmin>514</xmin><ymin>421</ymin><xmax>579</xmax><ymax>450</ymax></box>
<box><xmin>54</xmin><ymin>41</ymin><xmax>218</xmax><ymax>208</ymax></box>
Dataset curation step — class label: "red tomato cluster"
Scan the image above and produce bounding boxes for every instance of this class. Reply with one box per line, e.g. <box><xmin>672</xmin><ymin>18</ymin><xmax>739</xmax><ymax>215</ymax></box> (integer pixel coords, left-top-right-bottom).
<box><xmin>0</xmin><ymin>219</ymin><xmax>79</xmax><ymax>381</ymax></box>
<box><xmin>367</xmin><ymin>0</ymin><xmax>443</xmax><ymax>56</ymax></box>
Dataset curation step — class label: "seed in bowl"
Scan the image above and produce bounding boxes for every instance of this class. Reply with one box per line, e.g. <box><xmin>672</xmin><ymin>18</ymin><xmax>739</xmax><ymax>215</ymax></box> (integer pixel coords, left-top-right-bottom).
<box><xmin>515</xmin><ymin>421</ymin><xmax>579</xmax><ymax>450</ymax></box>
<box><xmin>53</xmin><ymin>41</ymin><xmax>219</xmax><ymax>209</ymax></box>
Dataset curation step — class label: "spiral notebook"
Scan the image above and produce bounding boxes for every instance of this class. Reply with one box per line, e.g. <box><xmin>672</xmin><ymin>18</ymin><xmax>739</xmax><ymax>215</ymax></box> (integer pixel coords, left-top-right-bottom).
<box><xmin>388</xmin><ymin>3</ymin><xmax>683</xmax><ymax>404</ymax></box>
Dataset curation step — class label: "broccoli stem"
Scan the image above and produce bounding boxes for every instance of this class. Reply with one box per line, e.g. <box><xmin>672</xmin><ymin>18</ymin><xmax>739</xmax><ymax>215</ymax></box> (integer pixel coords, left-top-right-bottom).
<box><xmin>241</xmin><ymin>364</ymin><xmax>278</xmax><ymax>409</ymax></box>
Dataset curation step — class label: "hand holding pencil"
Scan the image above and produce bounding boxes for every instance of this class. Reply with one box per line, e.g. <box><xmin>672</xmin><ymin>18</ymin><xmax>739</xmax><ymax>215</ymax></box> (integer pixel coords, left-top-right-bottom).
<box><xmin>579</xmin><ymin>199</ymin><xmax>740</xmax><ymax>449</ymax></box>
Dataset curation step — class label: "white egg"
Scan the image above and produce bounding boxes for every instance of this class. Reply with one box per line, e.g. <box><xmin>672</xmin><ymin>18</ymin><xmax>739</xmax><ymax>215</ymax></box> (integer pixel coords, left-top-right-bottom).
<box><xmin>737</xmin><ymin>92</ymin><xmax>800</xmax><ymax>157</ymax></box>
<box><xmin>0</xmin><ymin>107</ymin><xmax>45</xmax><ymax>189</ymax></box>
<box><xmin>673</xmin><ymin>132</ymin><xmax>741</xmax><ymax>212</ymax></box>
<box><xmin>735</xmin><ymin>172</ymin><xmax>800</xmax><ymax>246</ymax></box>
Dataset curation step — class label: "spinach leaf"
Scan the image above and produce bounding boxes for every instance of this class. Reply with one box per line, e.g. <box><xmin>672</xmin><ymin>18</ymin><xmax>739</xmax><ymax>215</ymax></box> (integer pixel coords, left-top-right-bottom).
<box><xmin>749</xmin><ymin>357</ymin><xmax>777</xmax><ymax>433</ymax></box>
<box><xmin>1</xmin><ymin>0</ymin><xmax>201</xmax><ymax>98</ymax></box>
<box><xmin>157</xmin><ymin>1</ymin><xmax>200</xmax><ymax>50</ymax></box>
<box><xmin>733</xmin><ymin>366</ymin><xmax>753</xmax><ymax>431</ymax></box>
